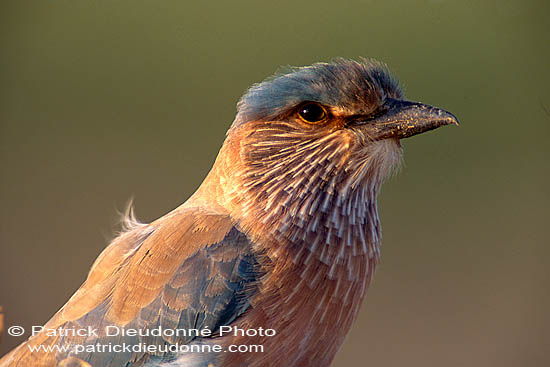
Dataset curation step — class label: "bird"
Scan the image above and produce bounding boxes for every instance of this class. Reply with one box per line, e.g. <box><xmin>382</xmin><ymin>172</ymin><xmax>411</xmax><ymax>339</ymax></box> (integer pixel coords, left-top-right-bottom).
<box><xmin>0</xmin><ymin>58</ymin><xmax>457</xmax><ymax>367</ymax></box>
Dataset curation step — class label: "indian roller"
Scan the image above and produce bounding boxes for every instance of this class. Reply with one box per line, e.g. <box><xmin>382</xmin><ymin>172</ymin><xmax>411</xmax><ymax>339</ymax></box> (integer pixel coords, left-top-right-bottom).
<box><xmin>0</xmin><ymin>58</ymin><xmax>458</xmax><ymax>367</ymax></box>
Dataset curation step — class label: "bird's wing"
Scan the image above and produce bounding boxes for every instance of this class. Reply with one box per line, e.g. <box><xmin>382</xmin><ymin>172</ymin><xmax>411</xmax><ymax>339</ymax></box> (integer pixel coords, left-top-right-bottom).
<box><xmin>0</xmin><ymin>207</ymin><xmax>262</xmax><ymax>367</ymax></box>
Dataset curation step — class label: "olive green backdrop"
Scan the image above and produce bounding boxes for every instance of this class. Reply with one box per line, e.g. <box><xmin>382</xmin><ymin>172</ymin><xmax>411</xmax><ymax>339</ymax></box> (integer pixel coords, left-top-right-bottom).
<box><xmin>1</xmin><ymin>0</ymin><xmax>548</xmax><ymax>366</ymax></box>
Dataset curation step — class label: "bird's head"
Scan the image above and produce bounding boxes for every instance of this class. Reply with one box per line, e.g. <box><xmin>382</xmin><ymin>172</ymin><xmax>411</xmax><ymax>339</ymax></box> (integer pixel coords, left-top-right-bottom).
<box><xmin>202</xmin><ymin>59</ymin><xmax>457</xmax><ymax>224</ymax></box>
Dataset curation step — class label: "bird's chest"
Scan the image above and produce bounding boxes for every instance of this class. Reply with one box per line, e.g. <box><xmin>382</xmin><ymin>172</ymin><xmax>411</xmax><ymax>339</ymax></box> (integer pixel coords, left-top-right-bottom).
<box><xmin>217</xmin><ymin>234</ymin><xmax>377</xmax><ymax>367</ymax></box>
<box><xmin>217</xmin><ymin>259</ymin><xmax>374</xmax><ymax>367</ymax></box>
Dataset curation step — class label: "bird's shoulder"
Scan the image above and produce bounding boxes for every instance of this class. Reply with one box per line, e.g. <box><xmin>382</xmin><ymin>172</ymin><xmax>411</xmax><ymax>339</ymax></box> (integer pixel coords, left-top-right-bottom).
<box><xmin>1</xmin><ymin>206</ymin><xmax>263</xmax><ymax>367</ymax></box>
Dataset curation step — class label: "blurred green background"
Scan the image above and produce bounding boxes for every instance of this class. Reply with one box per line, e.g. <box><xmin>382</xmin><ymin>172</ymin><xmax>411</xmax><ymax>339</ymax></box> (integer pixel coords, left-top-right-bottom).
<box><xmin>1</xmin><ymin>0</ymin><xmax>548</xmax><ymax>365</ymax></box>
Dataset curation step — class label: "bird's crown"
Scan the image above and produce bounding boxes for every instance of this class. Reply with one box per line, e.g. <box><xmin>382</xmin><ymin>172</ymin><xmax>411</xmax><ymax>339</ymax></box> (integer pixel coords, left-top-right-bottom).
<box><xmin>233</xmin><ymin>58</ymin><xmax>403</xmax><ymax>127</ymax></box>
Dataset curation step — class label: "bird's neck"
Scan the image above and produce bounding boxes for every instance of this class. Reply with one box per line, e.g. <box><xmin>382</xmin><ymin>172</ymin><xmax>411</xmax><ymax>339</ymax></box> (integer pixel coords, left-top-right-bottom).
<box><xmin>191</xmin><ymin>127</ymin><xmax>402</xmax><ymax>273</ymax></box>
<box><xmin>238</xmin><ymin>168</ymin><xmax>382</xmax><ymax>289</ymax></box>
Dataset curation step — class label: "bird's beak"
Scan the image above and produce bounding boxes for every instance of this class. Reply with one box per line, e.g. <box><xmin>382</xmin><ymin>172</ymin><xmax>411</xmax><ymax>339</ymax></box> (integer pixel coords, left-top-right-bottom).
<box><xmin>361</xmin><ymin>98</ymin><xmax>459</xmax><ymax>140</ymax></box>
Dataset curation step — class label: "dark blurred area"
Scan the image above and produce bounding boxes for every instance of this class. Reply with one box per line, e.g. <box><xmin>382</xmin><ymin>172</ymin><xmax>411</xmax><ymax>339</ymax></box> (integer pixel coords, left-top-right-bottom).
<box><xmin>1</xmin><ymin>0</ymin><xmax>548</xmax><ymax>366</ymax></box>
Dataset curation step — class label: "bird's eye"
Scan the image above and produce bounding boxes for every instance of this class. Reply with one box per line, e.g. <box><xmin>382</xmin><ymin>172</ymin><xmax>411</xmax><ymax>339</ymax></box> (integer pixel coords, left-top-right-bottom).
<box><xmin>298</xmin><ymin>103</ymin><xmax>328</xmax><ymax>124</ymax></box>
